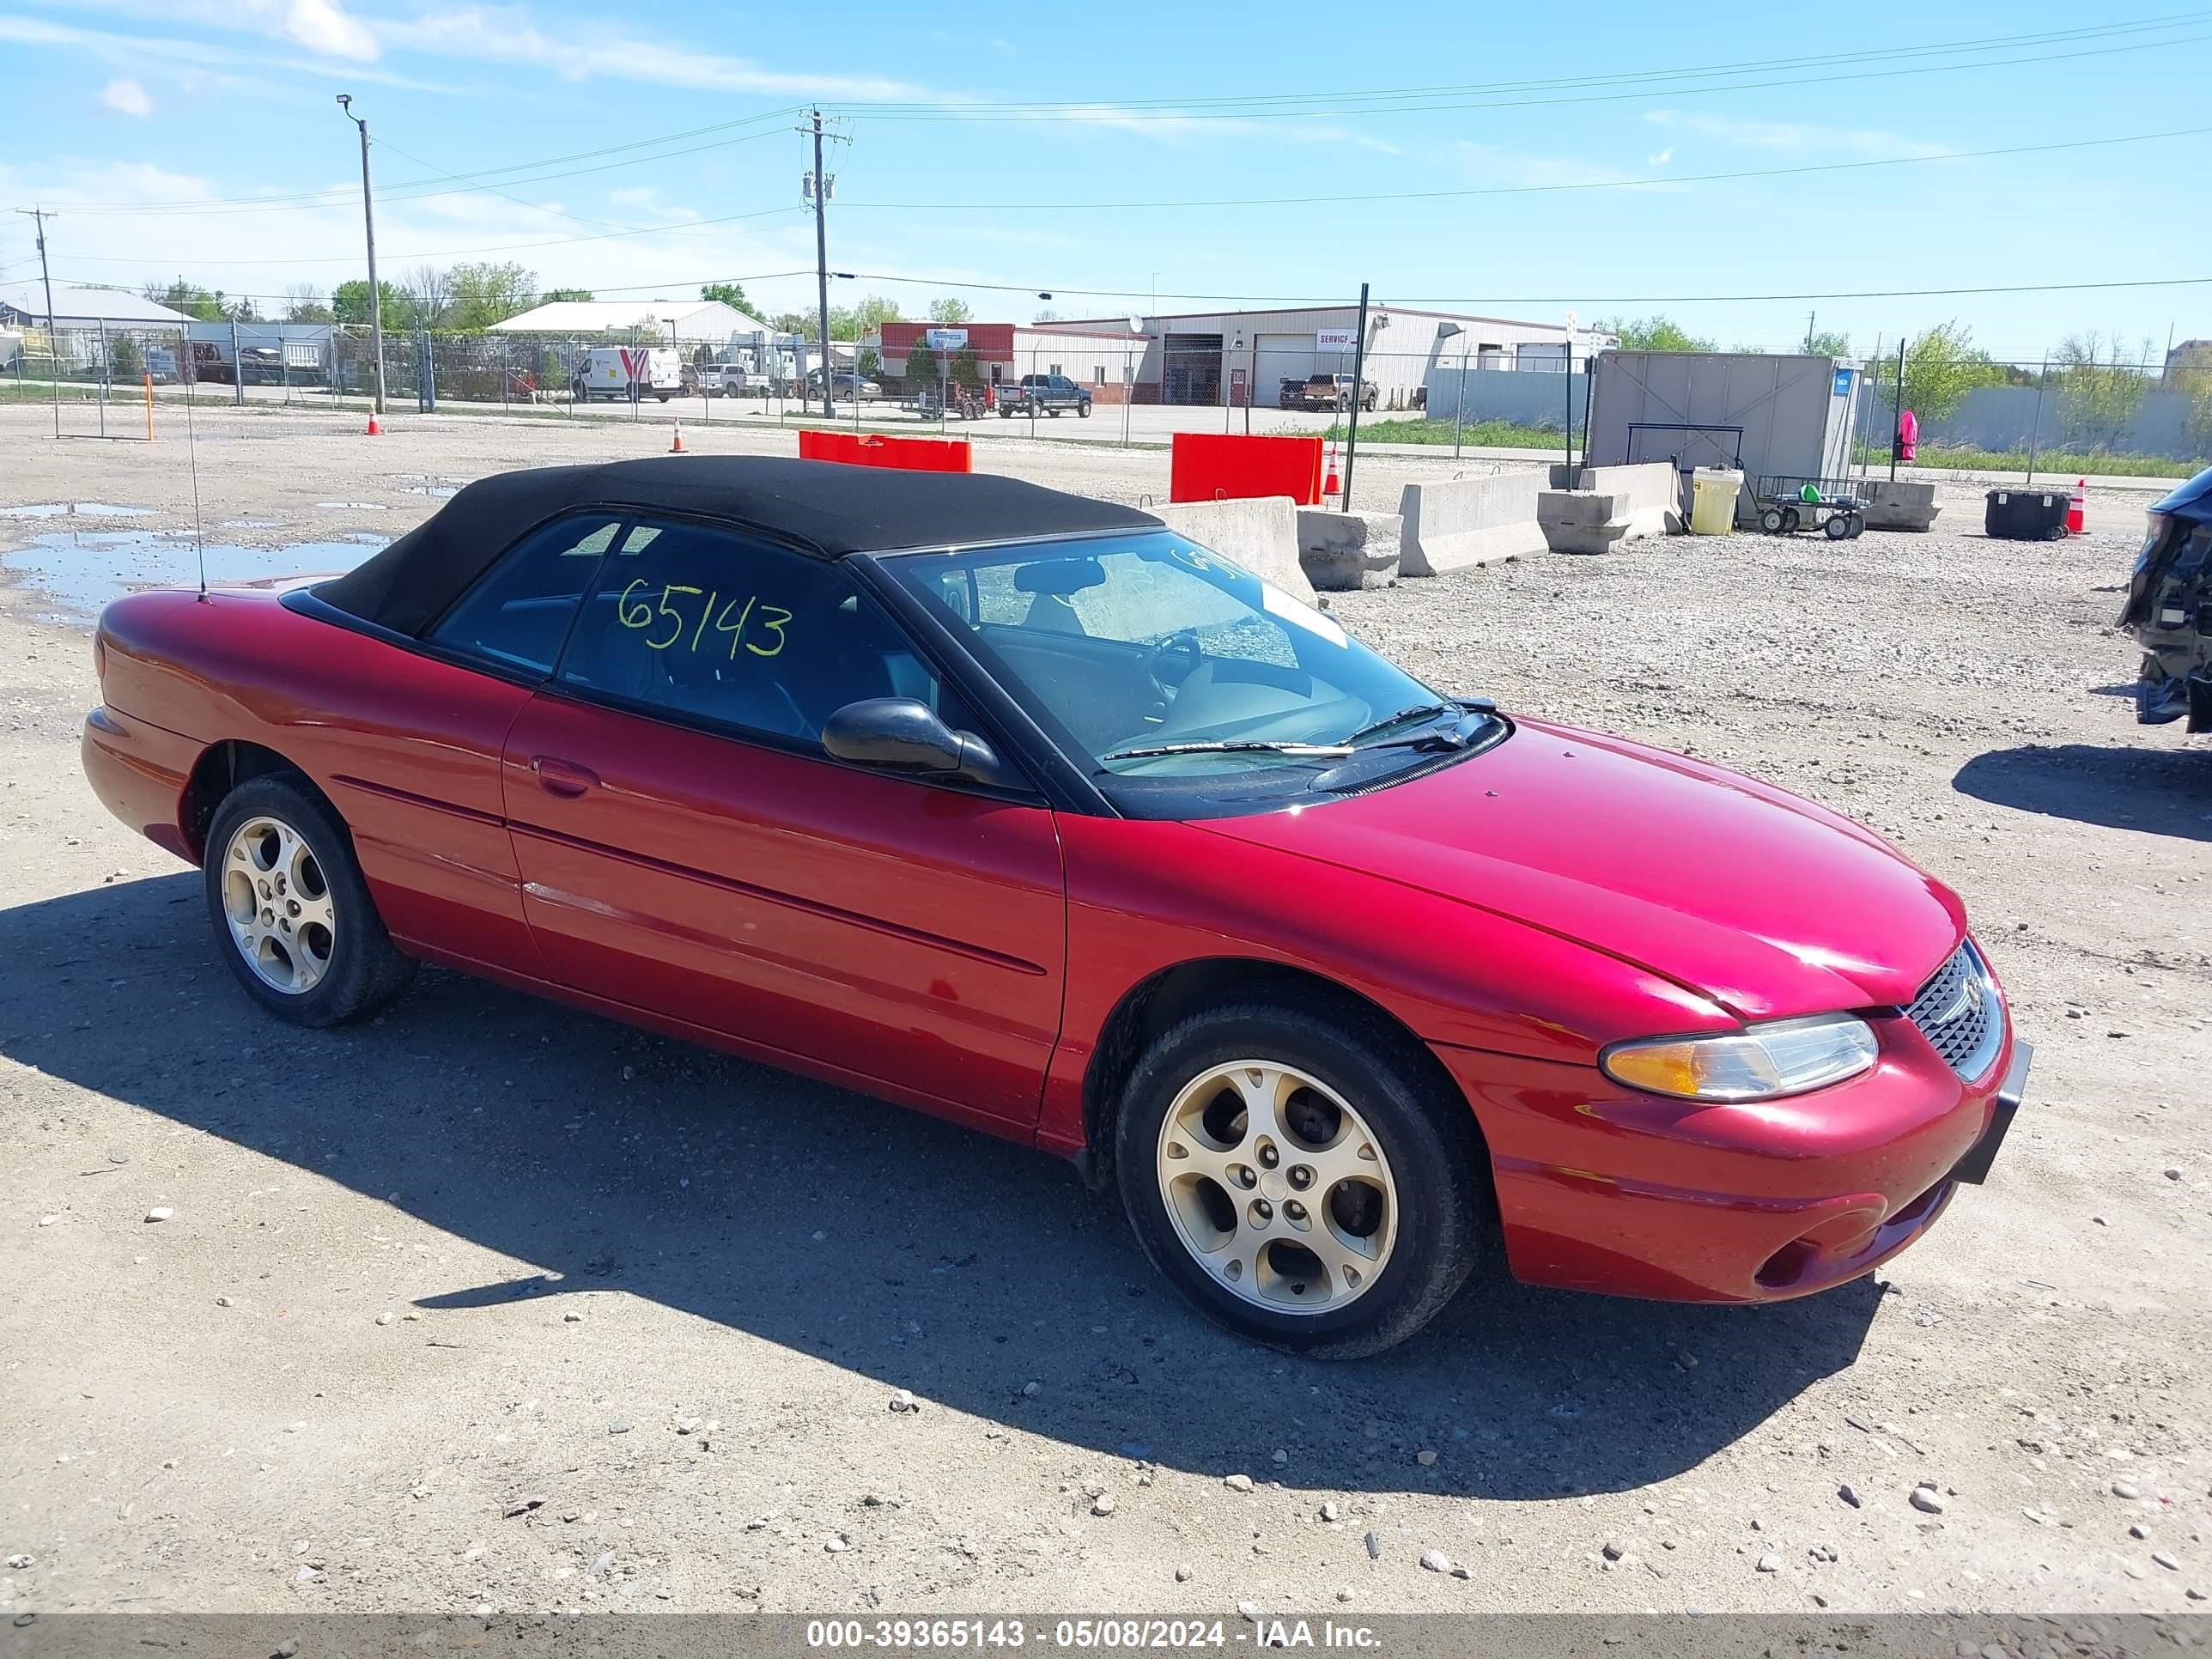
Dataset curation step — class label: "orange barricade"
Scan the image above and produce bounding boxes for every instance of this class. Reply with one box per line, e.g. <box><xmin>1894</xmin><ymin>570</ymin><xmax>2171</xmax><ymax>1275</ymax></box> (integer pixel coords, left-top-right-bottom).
<box><xmin>1169</xmin><ymin>433</ymin><xmax>1325</xmax><ymax>506</ymax></box>
<box><xmin>798</xmin><ymin>429</ymin><xmax>973</xmax><ymax>473</ymax></box>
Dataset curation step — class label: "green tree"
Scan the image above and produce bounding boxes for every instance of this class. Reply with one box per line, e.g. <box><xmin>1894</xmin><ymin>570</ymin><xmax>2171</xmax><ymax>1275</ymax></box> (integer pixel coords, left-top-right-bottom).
<box><xmin>947</xmin><ymin>345</ymin><xmax>983</xmax><ymax>392</ymax></box>
<box><xmin>1596</xmin><ymin>314</ymin><xmax>1716</xmax><ymax>353</ymax></box>
<box><xmin>446</xmin><ymin>261</ymin><xmax>537</xmax><ymax>330</ymax></box>
<box><xmin>540</xmin><ymin>287</ymin><xmax>594</xmax><ymax>302</ymax></box>
<box><xmin>107</xmin><ymin>332</ymin><xmax>143</xmax><ymax>382</ymax></box>
<box><xmin>1806</xmin><ymin>328</ymin><xmax>1851</xmax><ymax>357</ymax></box>
<box><xmin>2051</xmin><ymin>332</ymin><xmax>2155</xmax><ymax>450</ymax></box>
<box><xmin>283</xmin><ymin>283</ymin><xmax>333</xmax><ymax>323</ymax></box>
<box><xmin>828</xmin><ymin>292</ymin><xmax>899</xmax><ymax>342</ymax></box>
<box><xmin>142</xmin><ymin>277</ymin><xmax>228</xmax><ymax>323</ymax></box>
<box><xmin>700</xmin><ymin>281</ymin><xmax>752</xmax><ymax>314</ymax></box>
<box><xmin>926</xmin><ymin>296</ymin><xmax>973</xmax><ymax>325</ymax></box>
<box><xmin>769</xmin><ymin>311</ymin><xmax>813</xmax><ymax>336</ymax></box>
<box><xmin>1873</xmin><ymin>319</ymin><xmax>2005</xmax><ymax>423</ymax></box>
<box><xmin>331</xmin><ymin>279</ymin><xmax>413</xmax><ymax>330</ymax></box>
<box><xmin>904</xmin><ymin>338</ymin><xmax>939</xmax><ymax>392</ymax></box>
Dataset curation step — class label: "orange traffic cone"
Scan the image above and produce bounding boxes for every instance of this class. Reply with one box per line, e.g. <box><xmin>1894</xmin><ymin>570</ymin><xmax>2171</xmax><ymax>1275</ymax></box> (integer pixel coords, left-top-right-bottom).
<box><xmin>365</xmin><ymin>413</ymin><xmax>382</xmax><ymax>436</ymax></box>
<box><xmin>1322</xmin><ymin>441</ymin><xmax>1340</xmax><ymax>498</ymax></box>
<box><xmin>2066</xmin><ymin>477</ymin><xmax>2086</xmax><ymax>535</ymax></box>
<box><xmin>670</xmin><ymin>422</ymin><xmax>686</xmax><ymax>453</ymax></box>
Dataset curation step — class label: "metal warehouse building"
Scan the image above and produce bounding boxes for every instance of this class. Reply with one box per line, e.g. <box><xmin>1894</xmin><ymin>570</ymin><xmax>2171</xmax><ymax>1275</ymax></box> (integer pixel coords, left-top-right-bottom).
<box><xmin>1056</xmin><ymin>305</ymin><xmax>1616</xmax><ymax>408</ymax></box>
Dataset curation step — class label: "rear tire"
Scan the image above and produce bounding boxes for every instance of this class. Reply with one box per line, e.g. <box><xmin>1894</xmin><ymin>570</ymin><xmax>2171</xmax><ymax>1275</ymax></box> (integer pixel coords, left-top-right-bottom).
<box><xmin>203</xmin><ymin>775</ymin><xmax>416</xmax><ymax>1028</ymax></box>
<box><xmin>1759</xmin><ymin>506</ymin><xmax>1786</xmax><ymax>534</ymax></box>
<box><xmin>1113</xmin><ymin>998</ymin><xmax>1487</xmax><ymax>1358</ymax></box>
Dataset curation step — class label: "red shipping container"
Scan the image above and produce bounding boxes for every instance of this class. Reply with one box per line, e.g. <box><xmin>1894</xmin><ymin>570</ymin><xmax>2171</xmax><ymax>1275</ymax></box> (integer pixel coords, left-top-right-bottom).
<box><xmin>797</xmin><ymin>429</ymin><xmax>973</xmax><ymax>473</ymax></box>
<box><xmin>1169</xmin><ymin>433</ymin><xmax>1325</xmax><ymax>506</ymax></box>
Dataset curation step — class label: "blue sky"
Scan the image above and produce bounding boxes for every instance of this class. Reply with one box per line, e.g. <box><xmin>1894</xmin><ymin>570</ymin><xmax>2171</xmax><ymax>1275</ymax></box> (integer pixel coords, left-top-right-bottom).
<box><xmin>2</xmin><ymin>0</ymin><xmax>2206</xmax><ymax>362</ymax></box>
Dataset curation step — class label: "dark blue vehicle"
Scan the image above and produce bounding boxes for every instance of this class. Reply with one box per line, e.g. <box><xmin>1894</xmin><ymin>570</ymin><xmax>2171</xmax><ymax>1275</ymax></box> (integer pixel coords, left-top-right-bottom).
<box><xmin>2118</xmin><ymin>465</ymin><xmax>2212</xmax><ymax>734</ymax></box>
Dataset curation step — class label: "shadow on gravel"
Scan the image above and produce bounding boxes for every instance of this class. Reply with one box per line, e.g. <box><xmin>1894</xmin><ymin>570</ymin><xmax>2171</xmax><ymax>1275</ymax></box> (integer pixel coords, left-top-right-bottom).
<box><xmin>1954</xmin><ymin>742</ymin><xmax>2211</xmax><ymax>842</ymax></box>
<box><xmin>1</xmin><ymin>872</ymin><xmax>1881</xmax><ymax>1501</ymax></box>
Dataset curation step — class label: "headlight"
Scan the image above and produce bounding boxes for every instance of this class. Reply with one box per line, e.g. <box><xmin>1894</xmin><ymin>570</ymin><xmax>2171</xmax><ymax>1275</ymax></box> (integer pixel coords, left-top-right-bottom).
<box><xmin>1601</xmin><ymin>1014</ymin><xmax>1879</xmax><ymax>1103</ymax></box>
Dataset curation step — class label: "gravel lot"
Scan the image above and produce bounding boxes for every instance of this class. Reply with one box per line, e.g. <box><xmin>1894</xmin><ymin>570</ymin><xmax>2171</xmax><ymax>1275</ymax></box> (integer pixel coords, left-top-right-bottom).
<box><xmin>1</xmin><ymin>404</ymin><xmax>2207</xmax><ymax>1620</ymax></box>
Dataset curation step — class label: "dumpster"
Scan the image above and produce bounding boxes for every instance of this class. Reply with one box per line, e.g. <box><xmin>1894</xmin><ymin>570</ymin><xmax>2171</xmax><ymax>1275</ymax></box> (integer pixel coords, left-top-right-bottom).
<box><xmin>1690</xmin><ymin>469</ymin><xmax>1743</xmax><ymax>535</ymax></box>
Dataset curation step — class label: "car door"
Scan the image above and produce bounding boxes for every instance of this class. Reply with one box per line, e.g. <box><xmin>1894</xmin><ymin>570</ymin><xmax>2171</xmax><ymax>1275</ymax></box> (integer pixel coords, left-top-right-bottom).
<box><xmin>337</xmin><ymin>508</ymin><xmax>624</xmax><ymax>973</ymax></box>
<box><xmin>499</xmin><ymin>515</ymin><xmax>1066</xmax><ymax>1133</ymax></box>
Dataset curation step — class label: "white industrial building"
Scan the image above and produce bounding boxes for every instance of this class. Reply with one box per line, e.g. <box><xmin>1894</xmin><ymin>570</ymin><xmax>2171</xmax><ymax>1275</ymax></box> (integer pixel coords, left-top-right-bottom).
<box><xmin>489</xmin><ymin>296</ymin><xmax>774</xmax><ymax>345</ymax></box>
<box><xmin>1056</xmin><ymin>304</ymin><xmax>1616</xmax><ymax>408</ymax></box>
<box><xmin>0</xmin><ymin>282</ymin><xmax>195</xmax><ymax>330</ymax></box>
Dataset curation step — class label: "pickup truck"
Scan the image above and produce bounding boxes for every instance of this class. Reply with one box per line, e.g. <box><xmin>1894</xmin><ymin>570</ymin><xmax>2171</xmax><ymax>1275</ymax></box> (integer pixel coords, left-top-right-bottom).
<box><xmin>999</xmin><ymin>373</ymin><xmax>1092</xmax><ymax>418</ymax></box>
<box><xmin>1297</xmin><ymin>373</ymin><xmax>1378</xmax><ymax>412</ymax></box>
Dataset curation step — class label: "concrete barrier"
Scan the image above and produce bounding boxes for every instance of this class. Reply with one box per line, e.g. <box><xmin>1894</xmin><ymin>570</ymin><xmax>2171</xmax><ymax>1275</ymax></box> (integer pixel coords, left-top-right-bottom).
<box><xmin>1552</xmin><ymin>461</ymin><xmax>1683</xmax><ymax>538</ymax></box>
<box><xmin>1395</xmin><ymin>469</ymin><xmax>1551</xmax><ymax>576</ymax></box>
<box><xmin>1297</xmin><ymin>507</ymin><xmax>1401</xmax><ymax>589</ymax></box>
<box><xmin>1152</xmin><ymin>495</ymin><xmax>1316</xmax><ymax>604</ymax></box>
<box><xmin>1539</xmin><ymin>490</ymin><xmax>1629</xmax><ymax>556</ymax></box>
<box><xmin>1856</xmin><ymin>479</ymin><xmax>1942</xmax><ymax>531</ymax></box>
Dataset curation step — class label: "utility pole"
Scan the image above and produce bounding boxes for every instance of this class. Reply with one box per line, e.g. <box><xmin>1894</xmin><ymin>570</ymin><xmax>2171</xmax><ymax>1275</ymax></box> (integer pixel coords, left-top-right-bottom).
<box><xmin>336</xmin><ymin>95</ymin><xmax>385</xmax><ymax>415</ymax></box>
<box><xmin>1340</xmin><ymin>283</ymin><xmax>1371</xmax><ymax>511</ymax></box>
<box><xmin>803</xmin><ymin>108</ymin><xmax>842</xmax><ymax>420</ymax></box>
<box><xmin>15</xmin><ymin>206</ymin><xmax>60</xmax><ymax>437</ymax></box>
<box><xmin>1804</xmin><ymin>310</ymin><xmax>1817</xmax><ymax>354</ymax></box>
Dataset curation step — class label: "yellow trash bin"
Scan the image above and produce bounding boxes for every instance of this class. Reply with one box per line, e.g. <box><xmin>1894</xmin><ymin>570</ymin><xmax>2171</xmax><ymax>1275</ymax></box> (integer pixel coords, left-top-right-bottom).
<box><xmin>1690</xmin><ymin>469</ymin><xmax>1742</xmax><ymax>535</ymax></box>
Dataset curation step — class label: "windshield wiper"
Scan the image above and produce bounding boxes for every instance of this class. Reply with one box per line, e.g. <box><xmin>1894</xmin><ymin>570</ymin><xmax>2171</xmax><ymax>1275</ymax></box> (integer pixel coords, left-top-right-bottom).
<box><xmin>1103</xmin><ymin>739</ymin><xmax>1355</xmax><ymax>762</ymax></box>
<box><xmin>1345</xmin><ymin>696</ymin><xmax>1496</xmax><ymax>748</ymax></box>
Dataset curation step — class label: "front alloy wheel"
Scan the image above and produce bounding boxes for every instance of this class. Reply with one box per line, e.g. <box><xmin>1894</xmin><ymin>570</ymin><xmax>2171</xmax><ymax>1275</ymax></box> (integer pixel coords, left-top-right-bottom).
<box><xmin>1156</xmin><ymin>1060</ymin><xmax>1398</xmax><ymax>1313</ymax></box>
<box><xmin>1115</xmin><ymin>999</ymin><xmax>1487</xmax><ymax>1357</ymax></box>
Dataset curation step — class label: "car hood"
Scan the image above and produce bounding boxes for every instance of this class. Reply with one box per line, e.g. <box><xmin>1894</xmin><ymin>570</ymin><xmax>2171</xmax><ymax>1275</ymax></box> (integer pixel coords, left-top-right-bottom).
<box><xmin>1197</xmin><ymin>719</ymin><xmax>1965</xmax><ymax>1021</ymax></box>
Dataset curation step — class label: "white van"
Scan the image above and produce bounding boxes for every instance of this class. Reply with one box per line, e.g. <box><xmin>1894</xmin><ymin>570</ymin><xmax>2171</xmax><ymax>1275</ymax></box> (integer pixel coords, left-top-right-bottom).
<box><xmin>571</xmin><ymin>345</ymin><xmax>684</xmax><ymax>404</ymax></box>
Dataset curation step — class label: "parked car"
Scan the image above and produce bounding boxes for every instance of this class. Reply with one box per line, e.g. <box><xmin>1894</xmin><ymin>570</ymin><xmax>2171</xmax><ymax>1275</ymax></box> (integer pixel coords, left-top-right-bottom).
<box><xmin>570</xmin><ymin>345</ymin><xmax>683</xmax><ymax>404</ymax></box>
<box><xmin>1000</xmin><ymin>373</ymin><xmax>1092</xmax><ymax>418</ymax></box>
<box><xmin>1277</xmin><ymin>377</ymin><xmax>1305</xmax><ymax>410</ymax></box>
<box><xmin>2118</xmin><ymin>464</ymin><xmax>2212</xmax><ymax>735</ymax></box>
<box><xmin>82</xmin><ymin>458</ymin><xmax>2027</xmax><ymax>1357</ymax></box>
<box><xmin>1298</xmin><ymin>374</ymin><xmax>1378</xmax><ymax>412</ymax></box>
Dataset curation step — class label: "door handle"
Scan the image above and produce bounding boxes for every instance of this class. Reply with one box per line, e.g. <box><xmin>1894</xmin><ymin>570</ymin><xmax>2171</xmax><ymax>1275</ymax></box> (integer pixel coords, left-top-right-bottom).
<box><xmin>529</xmin><ymin>755</ymin><xmax>599</xmax><ymax>799</ymax></box>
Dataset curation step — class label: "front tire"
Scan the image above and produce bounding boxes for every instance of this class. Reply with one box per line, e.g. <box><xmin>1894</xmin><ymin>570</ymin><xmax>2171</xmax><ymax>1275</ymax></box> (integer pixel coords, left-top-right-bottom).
<box><xmin>1113</xmin><ymin>999</ymin><xmax>1486</xmax><ymax>1358</ymax></box>
<box><xmin>204</xmin><ymin>775</ymin><xmax>416</xmax><ymax>1027</ymax></box>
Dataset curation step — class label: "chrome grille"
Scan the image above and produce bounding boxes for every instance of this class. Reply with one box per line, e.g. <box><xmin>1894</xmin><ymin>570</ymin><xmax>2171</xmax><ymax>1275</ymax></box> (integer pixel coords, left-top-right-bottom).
<box><xmin>1906</xmin><ymin>941</ymin><xmax>2004</xmax><ymax>1081</ymax></box>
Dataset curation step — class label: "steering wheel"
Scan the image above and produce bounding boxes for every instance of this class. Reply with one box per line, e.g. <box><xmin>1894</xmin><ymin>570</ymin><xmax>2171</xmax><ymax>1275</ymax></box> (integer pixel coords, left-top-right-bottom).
<box><xmin>1144</xmin><ymin>629</ymin><xmax>1204</xmax><ymax>696</ymax></box>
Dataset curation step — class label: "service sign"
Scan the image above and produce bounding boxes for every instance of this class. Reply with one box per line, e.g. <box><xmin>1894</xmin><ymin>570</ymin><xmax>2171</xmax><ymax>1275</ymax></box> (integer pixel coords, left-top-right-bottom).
<box><xmin>925</xmin><ymin>328</ymin><xmax>969</xmax><ymax>352</ymax></box>
<box><xmin>1315</xmin><ymin>329</ymin><xmax>1357</xmax><ymax>351</ymax></box>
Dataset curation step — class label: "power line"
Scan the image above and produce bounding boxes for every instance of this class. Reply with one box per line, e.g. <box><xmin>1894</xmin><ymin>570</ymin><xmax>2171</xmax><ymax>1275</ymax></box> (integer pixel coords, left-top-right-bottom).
<box><xmin>843</xmin><ymin>12</ymin><xmax>2205</xmax><ymax>115</ymax></box>
<box><xmin>843</xmin><ymin>16</ymin><xmax>2211</xmax><ymax>122</ymax></box>
<box><xmin>832</xmin><ymin>124</ymin><xmax>2212</xmax><ymax>213</ymax></box>
<box><xmin>27</xmin><ymin>107</ymin><xmax>810</xmax><ymax>218</ymax></box>
<box><xmin>76</xmin><ymin>268</ymin><xmax>2212</xmax><ymax>313</ymax></box>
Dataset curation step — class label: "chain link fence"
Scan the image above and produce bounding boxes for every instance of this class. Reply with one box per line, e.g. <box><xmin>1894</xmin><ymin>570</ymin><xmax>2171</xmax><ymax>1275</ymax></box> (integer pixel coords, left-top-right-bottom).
<box><xmin>9</xmin><ymin>320</ymin><xmax>2206</xmax><ymax>474</ymax></box>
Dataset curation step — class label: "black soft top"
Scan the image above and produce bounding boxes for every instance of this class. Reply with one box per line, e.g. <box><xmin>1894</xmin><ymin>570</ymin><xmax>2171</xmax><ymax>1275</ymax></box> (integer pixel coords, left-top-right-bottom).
<box><xmin>315</xmin><ymin>455</ymin><xmax>1162</xmax><ymax>637</ymax></box>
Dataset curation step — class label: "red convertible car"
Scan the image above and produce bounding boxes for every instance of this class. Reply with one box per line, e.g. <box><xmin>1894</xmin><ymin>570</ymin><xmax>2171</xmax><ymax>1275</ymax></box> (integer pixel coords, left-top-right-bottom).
<box><xmin>82</xmin><ymin>457</ymin><xmax>2028</xmax><ymax>1356</ymax></box>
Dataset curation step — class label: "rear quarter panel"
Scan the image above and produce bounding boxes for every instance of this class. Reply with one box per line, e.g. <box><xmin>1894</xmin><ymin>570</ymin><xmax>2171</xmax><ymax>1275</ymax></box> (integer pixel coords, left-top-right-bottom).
<box><xmin>95</xmin><ymin>589</ymin><xmax>537</xmax><ymax>967</ymax></box>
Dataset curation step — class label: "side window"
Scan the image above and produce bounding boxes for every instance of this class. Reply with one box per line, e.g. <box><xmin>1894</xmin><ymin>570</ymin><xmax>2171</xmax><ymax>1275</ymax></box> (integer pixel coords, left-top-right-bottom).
<box><xmin>429</xmin><ymin>514</ymin><xmax>621</xmax><ymax>674</ymax></box>
<box><xmin>555</xmin><ymin>518</ymin><xmax>969</xmax><ymax>744</ymax></box>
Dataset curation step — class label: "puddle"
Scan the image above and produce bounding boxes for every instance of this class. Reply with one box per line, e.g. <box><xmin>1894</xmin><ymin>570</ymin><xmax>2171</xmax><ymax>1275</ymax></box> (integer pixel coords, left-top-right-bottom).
<box><xmin>3</xmin><ymin>530</ymin><xmax>386</xmax><ymax>620</ymax></box>
<box><xmin>0</xmin><ymin>502</ymin><xmax>154</xmax><ymax>520</ymax></box>
<box><xmin>317</xmin><ymin>501</ymin><xmax>390</xmax><ymax>511</ymax></box>
<box><xmin>221</xmin><ymin>518</ymin><xmax>282</xmax><ymax>529</ymax></box>
<box><xmin>402</xmin><ymin>485</ymin><xmax>459</xmax><ymax>498</ymax></box>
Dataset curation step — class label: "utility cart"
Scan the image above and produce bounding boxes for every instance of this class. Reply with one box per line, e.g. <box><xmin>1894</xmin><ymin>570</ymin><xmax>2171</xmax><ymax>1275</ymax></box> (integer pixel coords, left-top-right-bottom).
<box><xmin>1752</xmin><ymin>474</ymin><xmax>1867</xmax><ymax>540</ymax></box>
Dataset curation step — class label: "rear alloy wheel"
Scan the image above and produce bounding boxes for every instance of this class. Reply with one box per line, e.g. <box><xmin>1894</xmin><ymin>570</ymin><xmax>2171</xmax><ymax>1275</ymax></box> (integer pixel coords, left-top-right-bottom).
<box><xmin>204</xmin><ymin>775</ymin><xmax>416</xmax><ymax>1027</ymax></box>
<box><xmin>1115</xmin><ymin>1000</ymin><xmax>1486</xmax><ymax>1357</ymax></box>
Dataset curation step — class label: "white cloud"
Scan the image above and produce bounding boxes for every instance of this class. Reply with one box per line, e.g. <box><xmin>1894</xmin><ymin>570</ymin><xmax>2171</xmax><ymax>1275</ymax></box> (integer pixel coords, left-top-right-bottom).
<box><xmin>1057</xmin><ymin>104</ymin><xmax>1400</xmax><ymax>155</ymax></box>
<box><xmin>25</xmin><ymin>0</ymin><xmax>378</xmax><ymax>59</ymax></box>
<box><xmin>1644</xmin><ymin>109</ymin><xmax>1953</xmax><ymax>160</ymax></box>
<box><xmin>1647</xmin><ymin>147</ymin><xmax>1672</xmax><ymax>166</ymax></box>
<box><xmin>100</xmin><ymin>75</ymin><xmax>151</xmax><ymax>116</ymax></box>
<box><xmin>0</xmin><ymin>12</ymin><xmax>437</xmax><ymax>88</ymax></box>
<box><xmin>376</xmin><ymin>5</ymin><xmax>929</xmax><ymax>97</ymax></box>
<box><xmin>1454</xmin><ymin>142</ymin><xmax>1665</xmax><ymax>191</ymax></box>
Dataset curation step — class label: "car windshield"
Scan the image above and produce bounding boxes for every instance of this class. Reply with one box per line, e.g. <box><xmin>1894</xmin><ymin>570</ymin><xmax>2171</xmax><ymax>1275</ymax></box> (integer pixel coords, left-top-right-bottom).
<box><xmin>882</xmin><ymin>530</ymin><xmax>1492</xmax><ymax>803</ymax></box>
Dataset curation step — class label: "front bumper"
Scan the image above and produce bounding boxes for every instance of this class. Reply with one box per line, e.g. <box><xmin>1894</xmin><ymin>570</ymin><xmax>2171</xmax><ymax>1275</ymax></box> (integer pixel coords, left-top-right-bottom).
<box><xmin>1434</xmin><ymin>1015</ymin><xmax>2027</xmax><ymax>1304</ymax></box>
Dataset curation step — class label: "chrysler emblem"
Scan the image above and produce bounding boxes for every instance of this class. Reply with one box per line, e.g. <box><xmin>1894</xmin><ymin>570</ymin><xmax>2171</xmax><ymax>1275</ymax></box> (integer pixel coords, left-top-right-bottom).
<box><xmin>1931</xmin><ymin>972</ymin><xmax>1983</xmax><ymax>1027</ymax></box>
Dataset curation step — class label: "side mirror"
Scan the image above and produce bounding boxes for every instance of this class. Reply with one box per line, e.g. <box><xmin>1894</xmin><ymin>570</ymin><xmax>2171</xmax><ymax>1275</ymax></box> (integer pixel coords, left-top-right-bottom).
<box><xmin>821</xmin><ymin>698</ymin><xmax>1020</xmax><ymax>789</ymax></box>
